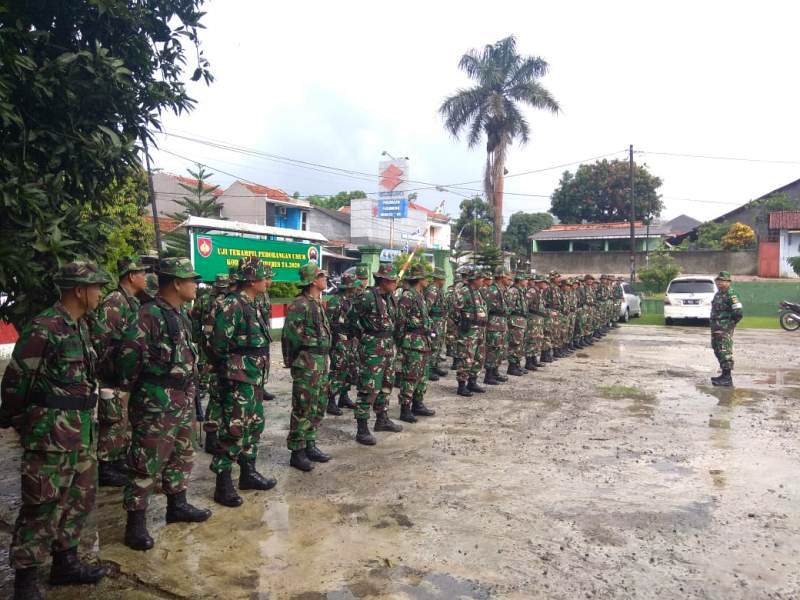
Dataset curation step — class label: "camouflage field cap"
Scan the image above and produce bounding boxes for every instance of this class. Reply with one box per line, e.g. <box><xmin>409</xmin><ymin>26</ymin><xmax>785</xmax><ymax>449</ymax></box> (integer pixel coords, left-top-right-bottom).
<box><xmin>228</xmin><ymin>265</ymin><xmax>240</xmax><ymax>283</ymax></box>
<box><xmin>117</xmin><ymin>255</ymin><xmax>149</xmax><ymax>277</ymax></box>
<box><xmin>54</xmin><ymin>260</ymin><xmax>111</xmax><ymax>288</ymax></box>
<box><xmin>237</xmin><ymin>257</ymin><xmax>268</xmax><ymax>282</ymax></box>
<box><xmin>514</xmin><ymin>271</ymin><xmax>529</xmax><ymax>281</ymax></box>
<box><xmin>157</xmin><ymin>257</ymin><xmax>200</xmax><ymax>279</ymax></box>
<box><xmin>480</xmin><ymin>268</ymin><xmax>493</xmax><ymax>279</ymax></box>
<box><xmin>494</xmin><ymin>265</ymin><xmax>511</xmax><ymax>277</ymax></box>
<box><xmin>533</xmin><ymin>274</ymin><xmax>548</xmax><ymax>282</ymax></box>
<box><xmin>549</xmin><ymin>269</ymin><xmax>560</xmax><ymax>279</ymax></box>
<box><xmin>584</xmin><ymin>274</ymin><xmax>595</xmax><ymax>281</ymax></box>
<box><xmin>262</xmin><ymin>263</ymin><xmax>275</xmax><ymax>279</ymax></box>
<box><xmin>355</xmin><ymin>264</ymin><xmax>370</xmax><ymax>280</ymax></box>
<box><xmin>373</xmin><ymin>263</ymin><xmax>399</xmax><ymax>281</ymax></box>
<box><xmin>143</xmin><ymin>273</ymin><xmax>159</xmax><ymax>298</ymax></box>
<box><xmin>338</xmin><ymin>272</ymin><xmax>358</xmax><ymax>289</ymax></box>
<box><xmin>465</xmin><ymin>266</ymin><xmax>482</xmax><ymax>280</ymax></box>
<box><xmin>404</xmin><ymin>263</ymin><xmax>429</xmax><ymax>280</ymax></box>
<box><xmin>213</xmin><ymin>274</ymin><xmax>229</xmax><ymax>289</ymax></box>
<box><xmin>715</xmin><ymin>271</ymin><xmax>732</xmax><ymax>281</ymax></box>
<box><xmin>433</xmin><ymin>267</ymin><xmax>446</xmax><ymax>279</ymax></box>
<box><xmin>298</xmin><ymin>260</ymin><xmax>326</xmax><ymax>286</ymax></box>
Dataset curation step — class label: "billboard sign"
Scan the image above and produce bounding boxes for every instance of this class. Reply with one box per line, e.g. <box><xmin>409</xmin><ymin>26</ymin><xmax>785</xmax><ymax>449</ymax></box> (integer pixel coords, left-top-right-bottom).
<box><xmin>378</xmin><ymin>158</ymin><xmax>410</xmax><ymax>219</ymax></box>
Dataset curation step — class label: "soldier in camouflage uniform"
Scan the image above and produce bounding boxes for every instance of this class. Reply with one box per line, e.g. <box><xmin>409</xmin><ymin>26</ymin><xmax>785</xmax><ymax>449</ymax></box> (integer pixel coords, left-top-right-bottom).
<box><xmin>581</xmin><ymin>275</ymin><xmax>597</xmax><ymax>346</ymax></box>
<box><xmin>117</xmin><ymin>258</ymin><xmax>212</xmax><ymax>551</ymax></box>
<box><xmin>91</xmin><ymin>255</ymin><xmax>149</xmax><ymax>488</ymax></box>
<box><xmin>396</xmin><ymin>263</ymin><xmax>436</xmax><ymax>422</ymax></box>
<box><xmin>138</xmin><ymin>272</ymin><xmax>159</xmax><ymax>302</ymax></box>
<box><xmin>710</xmin><ymin>271</ymin><xmax>743</xmax><ymax>387</ymax></box>
<box><xmin>543</xmin><ymin>271</ymin><xmax>563</xmax><ymax>360</ymax></box>
<box><xmin>0</xmin><ymin>261</ymin><xmax>110</xmax><ymax>599</ymax></box>
<box><xmin>524</xmin><ymin>275</ymin><xmax>549</xmax><ymax>369</ymax></box>
<box><xmin>506</xmin><ymin>271</ymin><xmax>529</xmax><ymax>376</ymax></box>
<box><xmin>208</xmin><ymin>258</ymin><xmax>275</xmax><ymax>506</ymax></box>
<box><xmin>198</xmin><ymin>274</ymin><xmax>229</xmax><ymax>454</ymax></box>
<box><xmin>256</xmin><ymin>265</ymin><xmax>275</xmax><ymax>398</ymax></box>
<box><xmin>325</xmin><ymin>272</ymin><xmax>358</xmax><ymax>415</ymax></box>
<box><xmin>482</xmin><ymin>266</ymin><xmax>511</xmax><ymax>385</ymax></box>
<box><xmin>347</xmin><ymin>263</ymin><xmax>402</xmax><ymax>445</ymax></box>
<box><xmin>424</xmin><ymin>267</ymin><xmax>449</xmax><ymax>381</ymax></box>
<box><xmin>282</xmin><ymin>262</ymin><xmax>332</xmax><ymax>470</ymax></box>
<box><xmin>445</xmin><ymin>268</ymin><xmax>465</xmax><ymax>365</ymax></box>
<box><xmin>453</xmin><ymin>267</ymin><xmax>489</xmax><ymax>397</ymax></box>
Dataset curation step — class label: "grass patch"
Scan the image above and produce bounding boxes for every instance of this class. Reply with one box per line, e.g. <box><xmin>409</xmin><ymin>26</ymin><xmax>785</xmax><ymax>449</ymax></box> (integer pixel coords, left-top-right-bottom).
<box><xmin>624</xmin><ymin>315</ymin><xmax>780</xmax><ymax>329</ymax></box>
<box><xmin>597</xmin><ymin>385</ymin><xmax>654</xmax><ymax>401</ymax></box>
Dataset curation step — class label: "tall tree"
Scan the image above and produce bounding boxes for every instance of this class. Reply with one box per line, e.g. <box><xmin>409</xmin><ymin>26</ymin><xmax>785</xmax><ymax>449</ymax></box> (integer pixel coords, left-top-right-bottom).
<box><xmin>550</xmin><ymin>159</ymin><xmax>663</xmax><ymax>224</ymax></box>
<box><xmin>306</xmin><ymin>190</ymin><xmax>366</xmax><ymax>210</ymax></box>
<box><xmin>164</xmin><ymin>165</ymin><xmax>223</xmax><ymax>257</ymax></box>
<box><xmin>451</xmin><ymin>196</ymin><xmax>493</xmax><ymax>253</ymax></box>
<box><xmin>0</xmin><ymin>1</ymin><xmax>212</xmax><ymax>326</ymax></box>
<box><xmin>439</xmin><ymin>36</ymin><xmax>559</xmax><ymax>248</ymax></box>
<box><xmin>503</xmin><ymin>211</ymin><xmax>554</xmax><ymax>256</ymax></box>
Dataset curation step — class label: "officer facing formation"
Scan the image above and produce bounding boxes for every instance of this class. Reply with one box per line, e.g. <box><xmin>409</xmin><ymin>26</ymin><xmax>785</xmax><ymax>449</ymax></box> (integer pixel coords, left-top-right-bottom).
<box><xmin>710</xmin><ymin>271</ymin><xmax>743</xmax><ymax>387</ymax></box>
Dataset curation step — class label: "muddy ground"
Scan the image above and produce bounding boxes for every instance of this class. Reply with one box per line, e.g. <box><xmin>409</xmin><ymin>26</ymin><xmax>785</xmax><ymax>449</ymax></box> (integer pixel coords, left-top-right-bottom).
<box><xmin>0</xmin><ymin>324</ymin><xmax>798</xmax><ymax>599</ymax></box>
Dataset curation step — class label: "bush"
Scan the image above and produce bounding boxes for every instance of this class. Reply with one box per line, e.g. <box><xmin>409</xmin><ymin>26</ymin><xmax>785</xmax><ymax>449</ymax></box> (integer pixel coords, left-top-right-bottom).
<box><xmin>269</xmin><ymin>282</ymin><xmax>299</xmax><ymax>299</ymax></box>
<box><xmin>637</xmin><ymin>252</ymin><xmax>681</xmax><ymax>293</ymax></box>
<box><xmin>721</xmin><ymin>222</ymin><xmax>756</xmax><ymax>250</ymax></box>
<box><xmin>787</xmin><ymin>256</ymin><xmax>800</xmax><ymax>277</ymax></box>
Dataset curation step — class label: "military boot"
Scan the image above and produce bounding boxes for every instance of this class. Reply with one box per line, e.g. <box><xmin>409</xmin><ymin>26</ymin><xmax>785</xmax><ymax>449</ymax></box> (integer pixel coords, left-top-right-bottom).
<box><xmin>338</xmin><ymin>391</ymin><xmax>356</xmax><ymax>409</ymax></box>
<box><xmin>712</xmin><ymin>368</ymin><xmax>733</xmax><ymax>387</ymax></box>
<box><xmin>433</xmin><ymin>365</ymin><xmax>448</xmax><ymax>377</ymax></box>
<box><xmin>468</xmin><ymin>377</ymin><xmax>486</xmax><ymax>393</ymax></box>
<box><xmin>494</xmin><ymin>367</ymin><xmax>509</xmax><ymax>382</ymax></box>
<box><xmin>238</xmin><ymin>457</ymin><xmax>277</xmax><ymax>490</ymax></box>
<box><xmin>412</xmin><ymin>399</ymin><xmax>435</xmax><ymax>416</ymax></box>
<box><xmin>124</xmin><ymin>510</ymin><xmax>154</xmax><ymax>551</ymax></box>
<box><xmin>541</xmin><ymin>350</ymin><xmax>553</xmax><ymax>363</ymax></box>
<box><xmin>290</xmin><ymin>449</ymin><xmax>315</xmax><ymax>471</ymax></box>
<box><xmin>457</xmin><ymin>380</ymin><xmax>473</xmax><ymax>397</ymax></box>
<box><xmin>213</xmin><ymin>470</ymin><xmax>243</xmax><ymax>507</ymax></box>
<box><xmin>14</xmin><ymin>567</ymin><xmax>42</xmax><ymax>600</ymax></box>
<box><xmin>98</xmin><ymin>460</ymin><xmax>127</xmax><ymax>487</ymax></box>
<box><xmin>356</xmin><ymin>419</ymin><xmax>377</xmax><ymax>445</ymax></box>
<box><xmin>524</xmin><ymin>356</ymin><xmax>537</xmax><ymax>371</ymax></box>
<box><xmin>305</xmin><ymin>442</ymin><xmax>331</xmax><ymax>462</ymax></box>
<box><xmin>451</xmin><ymin>357</ymin><xmax>458</xmax><ymax>370</ymax></box>
<box><xmin>49</xmin><ymin>548</ymin><xmax>107</xmax><ymax>586</ymax></box>
<box><xmin>326</xmin><ymin>393</ymin><xmax>343</xmax><ymax>416</ymax></box>
<box><xmin>507</xmin><ymin>363</ymin><xmax>525</xmax><ymax>376</ymax></box>
<box><xmin>204</xmin><ymin>430</ymin><xmax>222</xmax><ymax>455</ymax></box>
<box><xmin>263</xmin><ymin>390</ymin><xmax>276</xmax><ymax>401</ymax></box>
<box><xmin>399</xmin><ymin>404</ymin><xmax>417</xmax><ymax>423</ymax></box>
<box><xmin>428</xmin><ymin>370</ymin><xmax>440</xmax><ymax>381</ymax></box>
<box><xmin>483</xmin><ymin>368</ymin><xmax>499</xmax><ymax>385</ymax></box>
<box><xmin>374</xmin><ymin>411</ymin><xmax>403</xmax><ymax>432</ymax></box>
<box><xmin>166</xmin><ymin>490</ymin><xmax>212</xmax><ymax>523</ymax></box>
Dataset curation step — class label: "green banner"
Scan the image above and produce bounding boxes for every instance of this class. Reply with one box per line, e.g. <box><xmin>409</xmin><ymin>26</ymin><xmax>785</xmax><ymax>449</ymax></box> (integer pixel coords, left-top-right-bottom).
<box><xmin>191</xmin><ymin>233</ymin><xmax>321</xmax><ymax>283</ymax></box>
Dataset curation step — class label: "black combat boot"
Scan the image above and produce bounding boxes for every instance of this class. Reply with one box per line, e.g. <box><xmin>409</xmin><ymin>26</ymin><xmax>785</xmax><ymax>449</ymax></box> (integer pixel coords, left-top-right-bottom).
<box><xmin>428</xmin><ymin>371</ymin><xmax>440</xmax><ymax>381</ymax></box>
<box><xmin>263</xmin><ymin>390</ymin><xmax>276</xmax><ymax>401</ymax></box>
<box><xmin>712</xmin><ymin>368</ymin><xmax>733</xmax><ymax>387</ymax></box>
<box><xmin>483</xmin><ymin>368</ymin><xmax>499</xmax><ymax>385</ymax></box>
<box><xmin>112</xmin><ymin>457</ymin><xmax>128</xmax><ymax>473</ymax></box>
<box><xmin>507</xmin><ymin>363</ymin><xmax>525</xmax><ymax>376</ymax></box>
<box><xmin>49</xmin><ymin>548</ymin><xmax>107</xmax><ymax>586</ymax></box>
<box><xmin>412</xmin><ymin>399</ymin><xmax>435</xmax><ymax>416</ymax></box>
<box><xmin>468</xmin><ymin>377</ymin><xmax>486</xmax><ymax>393</ymax></box>
<box><xmin>98</xmin><ymin>460</ymin><xmax>127</xmax><ymax>487</ymax></box>
<box><xmin>399</xmin><ymin>404</ymin><xmax>417</xmax><ymax>423</ymax></box>
<box><xmin>457</xmin><ymin>380</ymin><xmax>473</xmax><ymax>397</ymax></box>
<box><xmin>451</xmin><ymin>357</ymin><xmax>458</xmax><ymax>370</ymax></box>
<box><xmin>305</xmin><ymin>442</ymin><xmax>331</xmax><ymax>462</ymax></box>
<box><xmin>374</xmin><ymin>411</ymin><xmax>403</xmax><ymax>432</ymax></box>
<box><xmin>124</xmin><ymin>510</ymin><xmax>154</xmax><ymax>550</ymax></box>
<box><xmin>326</xmin><ymin>393</ymin><xmax>343</xmax><ymax>416</ymax></box>
<box><xmin>290</xmin><ymin>449</ymin><xmax>315</xmax><ymax>471</ymax></box>
<box><xmin>238</xmin><ymin>457</ymin><xmax>277</xmax><ymax>490</ymax></box>
<box><xmin>494</xmin><ymin>367</ymin><xmax>509</xmax><ymax>382</ymax></box>
<box><xmin>356</xmin><ymin>419</ymin><xmax>377</xmax><ymax>445</ymax></box>
<box><xmin>541</xmin><ymin>350</ymin><xmax>553</xmax><ymax>363</ymax></box>
<box><xmin>433</xmin><ymin>365</ymin><xmax>448</xmax><ymax>377</ymax></box>
<box><xmin>166</xmin><ymin>490</ymin><xmax>212</xmax><ymax>523</ymax></box>
<box><xmin>204</xmin><ymin>430</ymin><xmax>222</xmax><ymax>454</ymax></box>
<box><xmin>213</xmin><ymin>470</ymin><xmax>243</xmax><ymax>507</ymax></box>
<box><xmin>524</xmin><ymin>356</ymin><xmax>536</xmax><ymax>371</ymax></box>
<box><xmin>338</xmin><ymin>391</ymin><xmax>356</xmax><ymax>409</ymax></box>
<box><xmin>14</xmin><ymin>567</ymin><xmax>42</xmax><ymax>600</ymax></box>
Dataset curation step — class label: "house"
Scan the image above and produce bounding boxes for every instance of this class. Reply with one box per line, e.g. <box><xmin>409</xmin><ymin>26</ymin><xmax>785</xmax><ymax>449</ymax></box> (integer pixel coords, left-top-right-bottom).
<box><xmin>307</xmin><ymin>206</ymin><xmax>351</xmax><ymax>243</ymax></box>
<box><xmin>217</xmin><ymin>181</ymin><xmax>311</xmax><ymax>231</ymax></box>
<box><xmin>348</xmin><ymin>198</ymin><xmax>451</xmax><ymax>251</ymax></box>
<box><xmin>662</xmin><ymin>214</ymin><xmax>701</xmax><ymax>237</ymax></box>
<box><xmin>151</xmin><ymin>172</ymin><xmax>223</xmax><ymax>218</ymax></box>
<box><xmin>531</xmin><ymin>221</ymin><xmax>671</xmax><ymax>253</ymax></box>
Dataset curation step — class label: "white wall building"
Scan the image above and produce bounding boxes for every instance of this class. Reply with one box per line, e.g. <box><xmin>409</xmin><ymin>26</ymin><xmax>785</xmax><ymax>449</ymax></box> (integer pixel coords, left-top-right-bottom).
<box><xmin>349</xmin><ymin>198</ymin><xmax>450</xmax><ymax>251</ymax></box>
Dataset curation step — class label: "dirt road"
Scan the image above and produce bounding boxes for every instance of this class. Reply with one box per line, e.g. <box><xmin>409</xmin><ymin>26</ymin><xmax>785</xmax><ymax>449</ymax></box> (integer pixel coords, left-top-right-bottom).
<box><xmin>0</xmin><ymin>324</ymin><xmax>798</xmax><ymax>599</ymax></box>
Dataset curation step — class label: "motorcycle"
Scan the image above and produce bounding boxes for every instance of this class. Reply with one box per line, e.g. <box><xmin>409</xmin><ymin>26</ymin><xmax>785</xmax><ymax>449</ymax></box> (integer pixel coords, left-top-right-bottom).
<box><xmin>778</xmin><ymin>300</ymin><xmax>800</xmax><ymax>331</ymax></box>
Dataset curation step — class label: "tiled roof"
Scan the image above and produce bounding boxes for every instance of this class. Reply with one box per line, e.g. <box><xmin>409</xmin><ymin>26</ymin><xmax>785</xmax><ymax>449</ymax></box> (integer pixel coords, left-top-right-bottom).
<box><xmin>409</xmin><ymin>201</ymin><xmax>448</xmax><ymax>222</ymax></box>
<box><xmin>174</xmin><ymin>174</ymin><xmax>223</xmax><ymax>196</ymax></box>
<box><xmin>239</xmin><ymin>181</ymin><xmax>292</xmax><ymax>202</ymax></box>
<box><xmin>769</xmin><ymin>211</ymin><xmax>800</xmax><ymax>230</ymax></box>
<box><xmin>145</xmin><ymin>216</ymin><xmax>180</xmax><ymax>233</ymax></box>
<box><xmin>532</xmin><ymin>221</ymin><xmax>671</xmax><ymax>240</ymax></box>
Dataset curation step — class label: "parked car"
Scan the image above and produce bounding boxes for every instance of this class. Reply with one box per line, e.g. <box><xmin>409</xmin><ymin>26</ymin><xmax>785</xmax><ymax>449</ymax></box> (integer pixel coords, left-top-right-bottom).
<box><xmin>663</xmin><ymin>276</ymin><xmax>718</xmax><ymax>325</ymax></box>
<box><xmin>617</xmin><ymin>281</ymin><xmax>642</xmax><ymax>322</ymax></box>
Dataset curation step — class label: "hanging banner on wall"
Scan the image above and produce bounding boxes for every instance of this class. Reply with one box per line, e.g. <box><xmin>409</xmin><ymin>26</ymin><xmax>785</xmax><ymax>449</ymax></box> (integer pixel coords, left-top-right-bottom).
<box><xmin>191</xmin><ymin>233</ymin><xmax>321</xmax><ymax>283</ymax></box>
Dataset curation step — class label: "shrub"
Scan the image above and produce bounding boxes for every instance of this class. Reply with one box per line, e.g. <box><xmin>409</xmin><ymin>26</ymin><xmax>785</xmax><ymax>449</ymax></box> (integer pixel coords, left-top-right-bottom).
<box><xmin>637</xmin><ymin>252</ymin><xmax>681</xmax><ymax>293</ymax></box>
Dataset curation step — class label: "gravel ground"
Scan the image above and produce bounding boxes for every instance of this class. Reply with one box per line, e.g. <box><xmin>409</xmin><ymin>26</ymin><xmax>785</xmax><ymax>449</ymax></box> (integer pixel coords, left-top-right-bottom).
<box><xmin>0</xmin><ymin>324</ymin><xmax>798</xmax><ymax>599</ymax></box>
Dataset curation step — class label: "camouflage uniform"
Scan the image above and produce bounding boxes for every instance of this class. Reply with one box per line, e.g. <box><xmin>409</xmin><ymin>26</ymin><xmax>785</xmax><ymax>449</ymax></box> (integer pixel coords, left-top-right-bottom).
<box><xmin>0</xmin><ymin>262</ymin><xmax>109</xmax><ymax>578</ymax></box>
<box><xmin>483</xmin><ymin>267</ymin><xmax>510</xmax><ymax>378</ymax></box>
<box><xmin>424</xmin><ymin>267</ymin><xmax>448</xmax><ymax>377</ymax></box>
<box><xmin>710</xmin><ymin>271</ymin><xmax>743</xmax><ymax>384</ymax></box>
<box><xmin>326</xmin><ymin>273</ymin><xmax>358</xmax><ymax>410</ymax></box>
<box><xmin>506</xmin><ymin>273</ymin><xmax>529</xmax><ymax>373</ymax></box>
<box><xmin>453</xmin><ymin>268</ymin><xmax>488</xmax><ymax>390</ymax></box>
<box><xmin>524</xmin><ymin>276</ymin><xmax>548</xmax><ymax>366</ymax></box>
<box><xmin>198</xmin><ymin>274</ymin><xmax>230</xmax><ymax>438</ymax></box>
<box><xmin>543</xmin><ymin>272</ymin><xmax>563</xmax><ymax>358</ymax></box>
<box><xmin>282</xmin><ymin>262</ymin><xmax>332</xmax><ymax>468</ymax></box>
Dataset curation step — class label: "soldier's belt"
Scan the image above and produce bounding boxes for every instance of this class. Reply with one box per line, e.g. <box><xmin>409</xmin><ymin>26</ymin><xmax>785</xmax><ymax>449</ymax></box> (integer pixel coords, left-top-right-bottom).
<box><xmin>29</xmin><ymin>392</ymin><xmax>98</xmax><ymax>411</ymax></box>
<box><xmin>489</xmin><ymin>310</ymin><xmax>506</xmax><ymax>316</ymax></box>
<box><xmin>299</xmin><ymin>346</ymin><xmax>330</xmax><ymax>355</ymax></box>
<box><xmin>362</xmin><ymin>330</ymin><xmax>393</xmax><ymax>338</ymax></box>
<box><xmin>140</xmin><ymin>374</ymin><xmax>194</xmax><ymax>390</ymax></box>
<box><xmin>229</xmin><ymin>347</ymin><xmax>270</xmax><ymax>356</ymax></box>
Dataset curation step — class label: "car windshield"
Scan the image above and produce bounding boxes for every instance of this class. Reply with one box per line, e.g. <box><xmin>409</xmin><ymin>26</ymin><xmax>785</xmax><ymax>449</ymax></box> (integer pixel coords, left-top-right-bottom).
<box><xmin>667</xmin><ymin>280</ymin><xmax>715</xmax><ymax>294</ymax></box>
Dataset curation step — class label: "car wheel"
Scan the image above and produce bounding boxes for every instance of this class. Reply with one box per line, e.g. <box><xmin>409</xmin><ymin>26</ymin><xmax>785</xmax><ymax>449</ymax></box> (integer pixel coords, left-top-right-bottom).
<box><xmin>665</xmin><ymin>317</ymin><xmax>673</xmax><ymax>326</ymax></box>
<box><xmin>621</xmin><ymin>308</ymin><xmax>630</xmax><ymax>323</ymax></box>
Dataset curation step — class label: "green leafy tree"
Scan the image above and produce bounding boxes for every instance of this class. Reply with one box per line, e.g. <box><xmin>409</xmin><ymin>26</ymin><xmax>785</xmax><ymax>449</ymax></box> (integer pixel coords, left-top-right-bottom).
<box><xmin>306</xmin><ymin>190</ymin><xmax>366</xmax><ymax>210</ymax></box>
<box><xmin>164</xmin><ymin>165</ymin><xmax>223</xmax><ymax>257</ymax></box>
<box><xmin>0</xmin><ymin>1</ymin><xmax>212</xmax><ymax>326</ymax></box>
<box><xmin>440</xmin><ymin>36</ymin><xmax>560</xmax><ymax>248</ymax></box>
<box><xmin>677</xmin><ymin>221</ymin><xmax>728</xmax><ymax>250</ymax></box>
<box><xmin>503</xmin><ymin>211</ymin><xmax>554</xmax><ymax>256</ymax></box>
<box><xmin>475</xmin><ymin>242</ymin><xmax>503</xmax><ymax>270</ymax></box>
<box><xmin>550</xmin><ymin>159</ymin><xmax>663</xmax><ymax>224</ymax></box>
<box><xmin>452</xmin><ymin>196</ymin><xmax>494</xmax><ymax>252</ymax></box>
<box><xmin>637</xmin><ymin>252</ymin><xmax>681</xmax><ymax>293</ymax></box>
<box><xmin>392</xmin><ymin>249</ymin><xmax>432</xmax><ymax>279</ymax></box>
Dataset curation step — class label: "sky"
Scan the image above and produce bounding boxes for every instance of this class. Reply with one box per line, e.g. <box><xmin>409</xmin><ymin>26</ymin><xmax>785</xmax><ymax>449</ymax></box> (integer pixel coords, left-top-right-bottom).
<box><xmin>151</xmin><ymin>0</ymin><xmax>800</xmax><ymax>225</ymax></box>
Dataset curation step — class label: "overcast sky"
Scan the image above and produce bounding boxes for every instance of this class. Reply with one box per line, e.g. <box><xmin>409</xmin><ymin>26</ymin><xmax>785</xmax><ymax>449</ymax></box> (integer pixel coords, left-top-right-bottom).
<box><xmin>151</xmin><ymin>0</ymin><xmax>800</xmax><ymax>224</ymax></box>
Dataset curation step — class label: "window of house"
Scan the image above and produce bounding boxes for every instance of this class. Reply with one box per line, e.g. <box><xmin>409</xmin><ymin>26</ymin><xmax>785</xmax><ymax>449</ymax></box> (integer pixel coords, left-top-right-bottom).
<box><xmin>301</xmin><ymin>210</ymin><xmax>308</xmax><ymax>231</ymax></box>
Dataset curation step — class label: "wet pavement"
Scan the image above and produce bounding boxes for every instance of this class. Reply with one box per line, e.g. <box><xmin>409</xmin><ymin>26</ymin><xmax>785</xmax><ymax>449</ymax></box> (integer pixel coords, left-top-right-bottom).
<box><xmin>0</xmin><ymin>324</ymin><xmax>799</xmax><ymax>599</ymax></box>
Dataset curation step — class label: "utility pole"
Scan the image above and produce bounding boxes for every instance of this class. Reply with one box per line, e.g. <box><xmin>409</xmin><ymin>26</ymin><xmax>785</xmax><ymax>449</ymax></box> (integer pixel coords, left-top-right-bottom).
<box><xmin>142</xmin><ymin>135</ymin><xmax>162</xmax><ymax>257</ymax></box>
<box><xmin>628</xmin><ymin>144</ymin><xmax>635</xmax><ymax>283</ymax></box>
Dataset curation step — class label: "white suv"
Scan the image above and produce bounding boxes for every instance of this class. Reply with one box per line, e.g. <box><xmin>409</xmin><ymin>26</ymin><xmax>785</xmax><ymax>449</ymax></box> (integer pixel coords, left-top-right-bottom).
<box><xmin>663</xmin><ymin>276</ymin><xmax>718</xmax><ymax>324</ymax></box>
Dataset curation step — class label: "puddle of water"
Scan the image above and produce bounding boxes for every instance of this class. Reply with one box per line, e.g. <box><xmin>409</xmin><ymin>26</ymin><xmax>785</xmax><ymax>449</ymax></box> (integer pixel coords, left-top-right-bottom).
<box><xmin>708</xmin><ymin>417</ymin><xmax>731</xmax><ymax>429</ymax></box>
<box><xmin>695</xmin><ymin>385</ymin><xmax>765</xmax><ymax>407</ymax></box>
<box><xmin>753</xmin><ymin>368</ymin><xmax>800</xmax><ymax>385</ymax></box>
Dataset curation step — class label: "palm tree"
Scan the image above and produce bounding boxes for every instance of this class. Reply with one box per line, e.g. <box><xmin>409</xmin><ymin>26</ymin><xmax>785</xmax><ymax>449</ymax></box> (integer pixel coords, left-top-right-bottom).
<box><xmin>440</xmin><ymin>36</ymin><xmax>560</xmax><ymax>247</ymax></box>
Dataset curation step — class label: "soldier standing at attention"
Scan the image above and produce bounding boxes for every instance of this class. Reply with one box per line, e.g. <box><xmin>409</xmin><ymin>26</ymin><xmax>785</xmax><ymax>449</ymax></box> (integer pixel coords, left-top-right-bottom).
<box><xmin>117</xmin><ymin>258</ymin><xmax>212</xmax><ymax>550</ymax></box>
<box><xmin>453</xmin><ymin>267</ymin><xmax>489</xmax><ymax>397</ymax></box>
<box><xmin>199</xmin><ymin>274</ymin><xmax>229</xmax><ymax>454</ymax></box>
<box><xmin>424</xmin><ymin>267</ymin><xmax>449</xmax><ymax>381</ymax></box>
<box><xmin>396</xmin><ymin>263</ymin><xmax>436</xmax><ymax>422</ymax></box>
<box><xmin>1</xmin><ymin>261</ymin><xmax>110</xmax><ymax>599</ymax></box>
<box><xmin>710</xmin><ymin>271</ymin><xmax>743</xmax><ymax>387</ymax></box>
<box><xmin>483</xmin><ymin>266</ymin><xmax>511</xmax><ymax>385</ymax></box>
<box><xmin>506</xmin><ymin>272</ymin><xmax>529</xmax><ymax>376</ymax></box>
<box><xmin>92</xmin><ymin>255</ymin><xmax>149</xmax><ymax>488</ymax></box>
<box><xmin>255</xmin><ymin>264</ymin><xmax>275</xmax><ymax>401</ymax></box>
<box><xmin>208</xmin><ymin>258</ymin><xmax>275</xmax><ymax>505</ymax></box>
<box><xmin>282</xmin><ymin>262</ymin><xmax>332</xmax><ymax>471</ymax></box>
<box><xmin>347</xmin><ymin>263</ymin><xmax>402</xmax><ymax>445</ymax></box>
<box><xmin>326</xmin><ymin>272</ymin><xmax>358</xmax><ymax>415</ymax></box>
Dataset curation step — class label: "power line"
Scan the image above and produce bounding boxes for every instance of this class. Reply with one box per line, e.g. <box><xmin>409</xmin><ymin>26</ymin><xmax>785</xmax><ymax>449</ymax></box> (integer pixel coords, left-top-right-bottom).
<box><xmin>641</xmin><ymin>150</ymin><xmax>800</xmax><ymax>166</ymax></box>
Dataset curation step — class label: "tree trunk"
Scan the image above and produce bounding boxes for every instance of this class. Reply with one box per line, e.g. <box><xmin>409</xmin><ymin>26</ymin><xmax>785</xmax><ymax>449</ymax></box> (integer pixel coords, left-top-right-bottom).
<box><xmin>493</xmin><ymin>165</ymin><xmax>504</xmax><ymax>248</ymax></box>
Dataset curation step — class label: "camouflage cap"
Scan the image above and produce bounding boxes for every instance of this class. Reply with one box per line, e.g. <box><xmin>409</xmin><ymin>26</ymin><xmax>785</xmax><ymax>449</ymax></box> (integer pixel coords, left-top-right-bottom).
<box><xmin>143</xmin><ymin>273</ymin><xmax>159</xmax><ymax>298</ymax></box>
<box><xmin>373</xmin><ymin>263</ymin><xmax>398</xmax><ymax>281</ymax></box>
<box><xmin>355</xmin><ymin>264</ymin><xmax>369</xmax><ymax>280</ymax></box>
<box><xmin>514</xmin><ymin>271</ymin><xmax>529</xmax><ymax>281</ymax></box>
<box><xmin>404</xmin><ymin>263</ymin><xmax>429</xmax><ymax>280</ymax></box>
<box><xmin>465</xmin><ymin>266</ymin><xmax>482</xmax><ymax>280</ymax></box>
<box><xmin>433</xmin><ymin>267</ymin><xmax>446</xmax><ymax>279</ymax></box>
<box><xmin>584</xmin><ymin>274</ymin><xmax>595</xmax><ymax>281</ymax></box>
<box><xmin>228</xmin><ymin>265</ymin><xmax>240</xmax><ymax>282</ymax></box>
<box><xmin>338</xmin><ymin>272</ymin><xmax>358</xmax><ymax>289</ymax></box>
<box><xmin>54</xmin><ymin>260</ymin><xmax>111</xmax><ymax>288</ymax></box>
<box><xmin>213</xmin><ymin>274</ymin><xmax>229</xmax><ymax>288</ymax></box>
<box><xmin>715</xmin><ymin>271</ymin><xmax>732</xmax><ymax>281</ymax></box>
<box><xmin>494</xmin><ymin>265</ymin><xmax>512</xmax><ymax>277</ymax></box>
<box><xmin>549</xmin><ymin>270</ymin><xmax>561</xmax><ymax>280</ymax></box>
<box><xmin>156</xmin><ymin>257</ymin><xmax>200</xmax><ymax>279</ymax></box>
<box><xmin>117</xmin><ymin>255</ymin><xmax>149</xmax><ymax>277</ymax></box>
<box><xmin>262</xmin><ymin>263</ymin><xmax>275</xmax><ymax>279</ymax></box>
<box><xmin>533</xmin><ymin>274</ymin><xmax>548</xmax><ymax>282</ymax></box>
<box><xmin>238</xmin><ymin>257</ymin><xmax>267</xmax><ymax>282</ymax></box>
<box><xmin>480</xmin><ymin>269</ymin><xmax>493</xmax><ymax>279</ymax></box>
<box><xmin>298</xmin><ymin>260</ymin><xmax>326</xmax><ymax>286</ymax></box>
